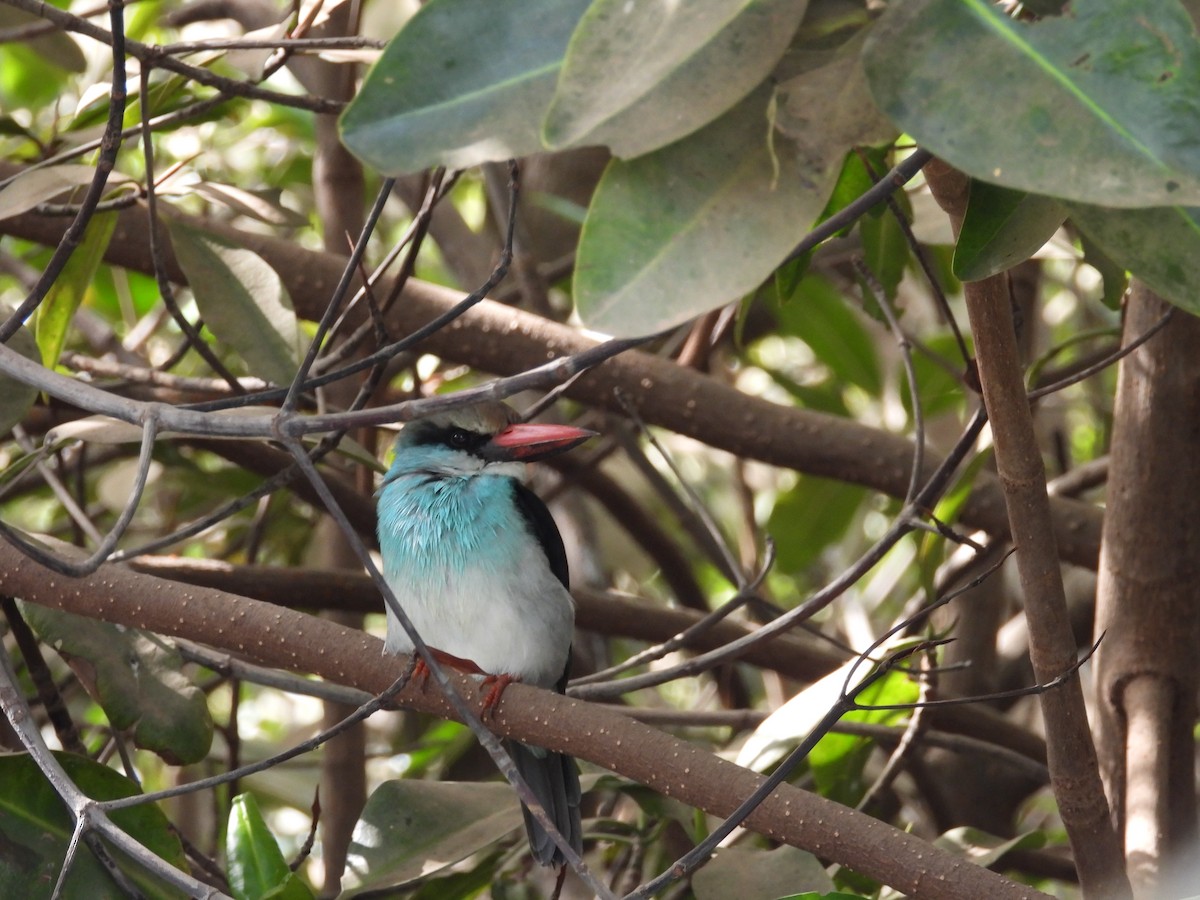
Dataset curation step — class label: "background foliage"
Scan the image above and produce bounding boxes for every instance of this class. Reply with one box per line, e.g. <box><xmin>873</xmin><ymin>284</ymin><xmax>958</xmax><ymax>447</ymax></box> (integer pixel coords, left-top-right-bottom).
<box><xmin>1</xmin><ymin>1</ymin><xmax>1198</xmax><ymax>898</ymax></box>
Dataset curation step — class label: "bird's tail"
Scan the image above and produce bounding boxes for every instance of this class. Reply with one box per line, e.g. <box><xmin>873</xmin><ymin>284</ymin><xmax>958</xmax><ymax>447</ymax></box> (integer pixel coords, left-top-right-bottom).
<box><xmin>506</xmin><ymin>739</ymin><xmax>582</xmax><ymax>867</ymax></box>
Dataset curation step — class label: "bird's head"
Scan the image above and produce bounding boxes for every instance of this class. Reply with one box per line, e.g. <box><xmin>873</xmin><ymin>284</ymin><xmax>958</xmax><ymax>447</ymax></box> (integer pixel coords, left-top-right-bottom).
<box><xmin>387</xmin><ymin>401</ymin><xmax>595</xmax><ymax>479</ymax></box>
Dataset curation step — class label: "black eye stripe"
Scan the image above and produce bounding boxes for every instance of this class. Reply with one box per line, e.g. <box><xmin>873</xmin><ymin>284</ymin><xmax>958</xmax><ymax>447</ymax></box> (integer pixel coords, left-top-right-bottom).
<box><xmin>405</xmin><ymin>422</ymin><xmax>491</xmax><ymax>453</ymax></box>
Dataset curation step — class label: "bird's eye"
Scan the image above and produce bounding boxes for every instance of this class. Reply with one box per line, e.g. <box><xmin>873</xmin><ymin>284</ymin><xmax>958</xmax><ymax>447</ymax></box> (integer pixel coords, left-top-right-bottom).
<box><xmin>448</xmin><ymin>429</ymin><xmax>471</xmax><ymax>448</ymax></box>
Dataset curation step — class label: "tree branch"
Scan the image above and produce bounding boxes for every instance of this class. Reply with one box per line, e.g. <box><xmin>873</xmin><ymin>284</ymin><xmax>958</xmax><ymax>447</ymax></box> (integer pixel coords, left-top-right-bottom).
<box><xmin>0</xmin><ymin>166</ymin><xmax>1105</xmax><ymax>569</ymax></box>
<box><xmin>0</xmin><ymin>538</ymin><xmax>1047</xmax><ymax>900</ymax></box>
<box><xmin>924</xmin><ymin>159</ymin><xmax>1130</xmax><ymax>899</ymax></box>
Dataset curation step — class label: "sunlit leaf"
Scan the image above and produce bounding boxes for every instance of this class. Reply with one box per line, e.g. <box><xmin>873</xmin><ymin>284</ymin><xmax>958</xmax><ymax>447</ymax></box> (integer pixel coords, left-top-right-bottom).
<box><xmin>574</xmin><ymin>87</ymin><xmax>836</xmax><ymax>337</ymax></box>
<box><xmin>954</xmin><ymin>182</ymin><xmax>1067</xmax><ymax>281</ymax></box>
<box><xmin>35</xmin><ymin>211</ymin><xmax>116</xmax><ymax>368</ymax></box>
<box><xmin>20</xmin><ymin>603</ymin><xmax>214</xmax><ymax>764</ymax></box>
<box><xmin>340</xmin><ymin>0</ymin><xmax>589</xmax><ymax>174</ymax></box>
<box><xmin>736</xmin><ymin>654</ymin><xmax>917</xmax><ymax>774</ymax></box>
<box><xmin>167</xmin><ymin>218</ymin><xmax>305</xmax><ymax>385</ymax></box>
<box><xmin>809</xmin><ymin>668</ymin><xmax>917</xmax><ymax>806</ymax></box>
<box><xmin>543</xmin><ymin>0</ymin><xmax>807</xmax><ymax>157</ymax></box>
<box><xmin>865</xmin><ymin>0</ymin><xmax>1200</xmax><ymax>206</ymax></box>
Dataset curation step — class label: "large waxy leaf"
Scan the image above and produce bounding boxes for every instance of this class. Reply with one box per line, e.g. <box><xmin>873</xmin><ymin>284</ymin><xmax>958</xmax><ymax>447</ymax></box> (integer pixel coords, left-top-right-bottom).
<box><xmin>1068</xmin><ymin>203</ymin><xmax>1200</xmax><ymax>315</ymax></box>
<box><xmin>543</xmin><ymin>0</ymin><xmax>807</xmax><ymax>158</ymax></box>
<box><xmin>574</xmin><ymin>87</ymin><xmax>838</xmax><ymax>337</ymax></box>
<box><xmin>692</xmin><ymin>845</ymin><xmax>835</xmax><ymax>899</ymax></box>
<box><xmin>339</xmin><ymin>0</ymin><xmax>590</xmax><ymax>175</ymax></box>
<box><xmin>342</xmin><ymin>780</ymin><xmax>524</xmax><ymax>892</ymax></box>
<box><xmin>864</xmin><ymin>0</ymin><xmax>1200</xmax><ymax>207</ymax></box>
<box><xmin>21</xmin><ymin>603</ymin><xmax>213</xmax><ymax>765</ymax></box>
<box><xmin>774</xmin><ymin>28</ymin><xmax>896</xmax><ymax>156</ymax></box>
<box><xmin>0</xmin><ymin>753</ymin><xmax>186</xmax><ymax>900</ymax></box>
<box><xmin>167</xmin><ymin>218</ymin><xmax>304</xmax><ymax>386</ymax></box>
<box><xmin>36</xmin><ymin>211</ymin><xmax>116</xmax><ymax>368</ymax></box>
<box><xmin>0</xmin><ymin>5</ymin><xmax>86</xmax><ymax>74</ymax></box>
<box><xmin>953</xmin><ymin>181</ymin><xmax>1067</xmax><ymax>281</ymax></box>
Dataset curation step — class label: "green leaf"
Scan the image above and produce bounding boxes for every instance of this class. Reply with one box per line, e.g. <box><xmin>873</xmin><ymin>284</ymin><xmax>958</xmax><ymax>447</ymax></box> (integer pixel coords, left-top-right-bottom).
<box><xmin>227</xmin><ymin>794</ymin><xmax>315</xmax><ymax>900</ymax></box>
<box><xmin>0</xmin><ymin>5</ymin><xmax>85</xmax><ymax>74</ymax></box>
<box><xmin>20</xmin><ymin>603</ymin><xmax>214</xmax><ymax>764</ymax></box>
<box><xmin>574</xmin><ymin>87</ymin><xmax>837</xmax><ymax>337</ymax></box>
<box><xmin>774</xmin><ymin>27</ymin><xmax>897</xmax><ymax>155</ymax></box>
<box><xmin>167</xmin><ymin>217</ymin><xmax>304</xmax><ymax>385</ymax></box>
<box><xmin>934</xmin><ymin>826</ymin><xmax>1046</xmax><ymax>868</ymax></box>
<box><xmin>953</xmin><ymin>182</ymin><xmax>1068</xmax><ymax>281</ymax></box>
<box><xmin>339</xmin><ymin>0</ymin><xmax>590</xmax><ymax>175</ymax></box>
<box><xmin>808</xmin><ymin>669</ymin><xmax>917</xmax><ymax>806</ymax></box>
<box><xmin>1078</xmin><ymin>230</ymin><xmax>1130</xmax><ymax>310</ymax></box>
<box><xmin>342</xmin><ymin>781</ymin><xmax>525</xmax><ymax>892</ymax></box>
<box><xmin>35</xmin><ymin>211</ymin><xmax>116</xmax><ymax>368</ymax></box>
<box><xmin>864</xmin><ymin>0</ymin><xmax>1200</xmax><ymax>207</ymax></box>
<box><xmin>735</xmin><ymin>653</ymin><xmax>917</xmax><ymax>775</ymax></box>
<box><xmin>1067</xmin><ymin>203</ymin><xmax>1200</xmax><ymax>315</ymax></box>
<box><xmin>773</xmin><ymin>274</ymin><xmax>882</xmax><ymax>396</ymax></box>
<box><xmin>692</xmin><ymin>845</ymin><xmax>835</xmax><ymax>900</ymax></box>
<box><xmin>0</xmin><ymin>305</ymin><xmax>40</xmax><ymax>434</ymax></box>
<box><xmin>766</xmin><ymin>475</ymin><xmax>868</xmax><ymax>576</ymax></box>
<box><xmin>0</xmin><ymin>753</ymin><xmax>186</xmax><ymax>900</ymax></box>
<box><xmin>812</xmin><ymin>147</ymin><xmax>890</xmax><ymax>239</ymax></box>
<box><xmin>408</xmin><ymin>850</ymin><xmax>506</xmax><ymax>900</ymax></box>
<box><xmin>0</xmin><ymin>165</ymin><xmax>105</xmax><ymax>220</ymax></box>
<box><xmin>858</xmin><ymin>204</ymin><xmax>909</xmax><ymax>305</ymax></box>
<box><xmin>543</xmin><ymin>0</ymin><xmax>808</xmax><ymax>158</ymax></box>
<box><xmin>901</xmin><ymin>332</ymin><xmax>970</xmax><ymax>422</ymax></box>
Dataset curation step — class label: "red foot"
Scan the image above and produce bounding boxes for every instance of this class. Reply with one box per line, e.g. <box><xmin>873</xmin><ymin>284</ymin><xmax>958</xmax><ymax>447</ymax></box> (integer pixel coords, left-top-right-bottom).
<box><xmin>479</xmin><ymin>672</ymin><xmax>520</xmax><ymax>717</ymax></box>
<box><xmin>413</xmin><ymin>647</ymin><xmax>486</xmax><ymax>686</ymax></box>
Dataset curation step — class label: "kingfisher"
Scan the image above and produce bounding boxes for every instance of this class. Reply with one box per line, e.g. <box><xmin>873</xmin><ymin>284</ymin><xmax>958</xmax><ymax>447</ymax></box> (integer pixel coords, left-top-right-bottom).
<box><xmin>376</xmin><ymin>400</ymin><xmax>592</xmax><ymax>868</ymax></box>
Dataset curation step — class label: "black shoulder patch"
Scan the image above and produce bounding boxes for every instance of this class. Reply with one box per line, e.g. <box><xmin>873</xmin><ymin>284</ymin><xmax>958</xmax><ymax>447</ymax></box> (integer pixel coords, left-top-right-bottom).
<box><xmin>510</xmin><ymin>480</ymin><xmax>569</xmax><ymax>590</ymax></box>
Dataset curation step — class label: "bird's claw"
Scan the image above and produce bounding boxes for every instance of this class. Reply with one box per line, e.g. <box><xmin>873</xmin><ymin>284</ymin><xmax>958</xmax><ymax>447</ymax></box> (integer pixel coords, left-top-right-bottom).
<box><xmin>479</xmin><ymin>673</ymin><xmax>518</xmax><ymax>717</ymax></box>
<box><xmin>412</xmin><ymin>648</ymin><xmax>487</xmax><ymax>689</ymax></box>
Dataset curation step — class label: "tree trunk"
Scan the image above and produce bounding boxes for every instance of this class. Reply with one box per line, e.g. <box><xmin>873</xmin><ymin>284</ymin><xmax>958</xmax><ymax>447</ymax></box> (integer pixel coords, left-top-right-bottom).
<box><xmin>1094</xmin><ymin>283</ymin><xmax>1200</xmax><ymax>898</ymax></box>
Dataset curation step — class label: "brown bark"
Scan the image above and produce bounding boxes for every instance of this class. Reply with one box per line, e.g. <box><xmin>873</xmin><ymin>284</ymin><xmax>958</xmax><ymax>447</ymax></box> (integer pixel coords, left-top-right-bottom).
<box><xmin>0</xmin><ymin>172</ymin><xmax>1105</xmax><ymax>569</ymax></box>
<box><xmin>0</xmin><ymin>538</ymin><xmax>1049</xmax><ymax>900</ymax></box>
<box><xmin>1094</xmin><ymin>283</ymin><xmax>1200</xmax><ymax>897</ymax></box>
<box><xmin>925</xmin><ymin>160</ymin><xmax>1130</xmax><ymax>899</ymax></box>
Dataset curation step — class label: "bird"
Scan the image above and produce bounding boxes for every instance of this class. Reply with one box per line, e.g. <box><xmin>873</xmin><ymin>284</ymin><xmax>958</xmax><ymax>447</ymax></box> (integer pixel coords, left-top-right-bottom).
<box><xmin>375</xmin><ymin>400</ymin><xmax>592</xmax><ymax>868</ymax></box>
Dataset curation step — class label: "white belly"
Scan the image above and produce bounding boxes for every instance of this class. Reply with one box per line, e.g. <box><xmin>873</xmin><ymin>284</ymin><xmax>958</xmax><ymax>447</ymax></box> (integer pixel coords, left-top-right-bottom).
<box><xmin>382</xmin><ymin>537</ymin><xmax>574</xmax><ymax>689</ymax></box>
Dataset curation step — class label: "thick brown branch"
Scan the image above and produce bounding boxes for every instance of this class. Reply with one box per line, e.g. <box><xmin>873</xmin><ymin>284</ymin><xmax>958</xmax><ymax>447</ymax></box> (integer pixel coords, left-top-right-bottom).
<box><xmin>925</xmin><ymin>160</ymin><xmax>1129</xmax><ymax>899</ymax></box>
<box><xmin>0</xmin><ymin>540</ymin><xmax>1047</xmax><ymax>900</ymax></box>
<box><xmin>0</xmin><ymin>168</ymin><xmax>1105</xmax><ymax>569</ymax></box>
